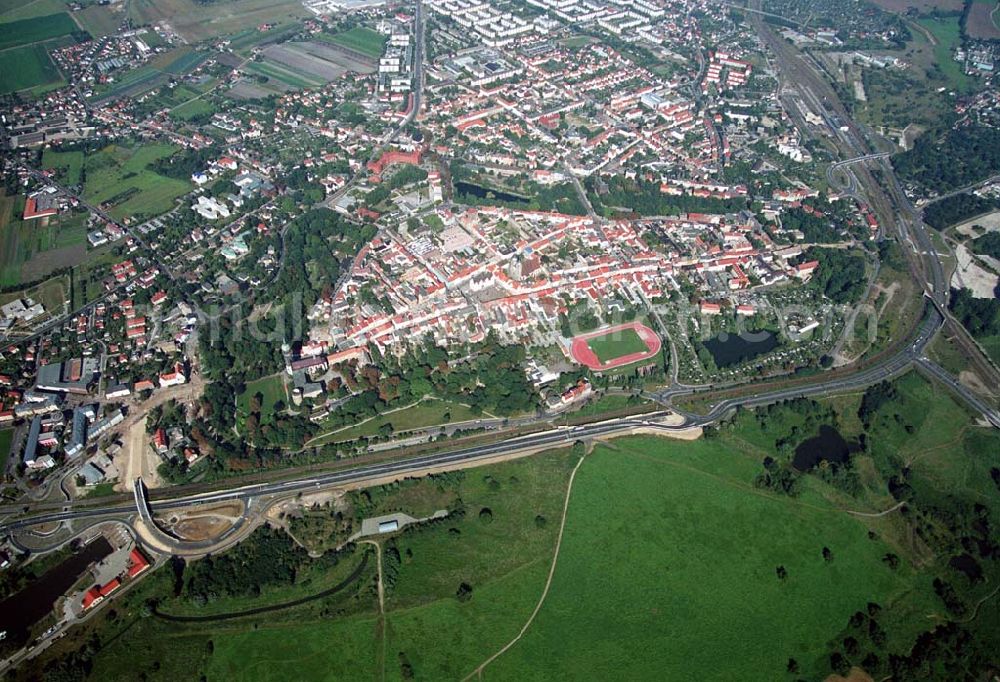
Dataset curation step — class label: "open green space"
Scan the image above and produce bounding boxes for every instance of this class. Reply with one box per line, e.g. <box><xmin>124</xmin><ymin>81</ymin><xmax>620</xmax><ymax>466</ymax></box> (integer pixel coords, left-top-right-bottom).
<box><xmin>585</xmin><ymin>327</ymin><xmax>649</xmax><ymax>363</ymax></box>
<box><xmin>322</xmin><ymin>26</ymin><xmax>385</xmax><ymax>59</ymax></box>
<box><xmin>246</xmin><ymin>59</ymin><xmax>324</xmax><ymax>88</ymax></box>
<box><xmin>41</xmin><ymin>149</ymin><xmax>84</xmax><ymax>187</ymax></box>
<box><xmin>311</xmin><ymin>398</ymin><xmax>479</xmax><ymax>446</ymax></box>
<box><xmin>235</xmin><ymin>373</ymin><xmax>287</xmax><ymax>424</ymax></box>
<box><xmin>73</xmin><ymin>4</ymin><xmax>121</xmax><ymax>37</ymax></box>
<box><xmin>82</xmin><ymin>144</ymin><xmax>190</xmax><ymax>221</ymax></box>
<box><xmin>0</xmin><ymin>43</ymin><xmax>62</xmax><ymax>94</ymax></box>
<box><xmin>917</xmin><ymin>16</ymin><xmax>974</xmax><ymax>91</ymax></box>
<box><xmin>168</xmin><ymin>97</ymin><xmax>216</xmax><ymax>121</ymax></box>
<box><xmin>0</xmin><ymin>12</ymin><xmax>78</xmax><ymax>49</ymax></box>
<box><xmin>0</xmin><ymin>193</ymin><xmax>87</xmax><ymax>288</ymax></box>
<box><xmin>127</xmin><ymin>0</ymin><xmax>306</xmax><ymax>43</ymax></box>
<box><xmin>0</xmin><ymin>0</ymin><xmax>68</xmax><ymax>22</ymax></box>
<box><xmin>20</xmin><ymin>372</ymin><xmax>1000</xmax><ymax>681</ymax></box>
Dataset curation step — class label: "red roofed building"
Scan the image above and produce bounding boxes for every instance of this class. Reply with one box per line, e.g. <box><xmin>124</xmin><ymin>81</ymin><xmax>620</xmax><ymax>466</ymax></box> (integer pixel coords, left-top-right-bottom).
<box><xmin>366</xmin><ymin>149</ymin><xmax>423</xmax><ymax>182</ymax></box>
<box><xmin>700</xmin><ymin>301</ymin><xmax>722</xmax><ymax>315</ymax></box>
<box><xmin>23</xmin><ymin>196</ymin><xmax>58</xmax><ymax>220</ymax></box>
<box><xmin>82</xmin><ymin>586</ymin><xmax>103</xmax><ymax>610</ymax></box>
<box><xmin>127</xmin><ymin>548</ymin><xmax>150</xmax><ymax>578</ymax></box>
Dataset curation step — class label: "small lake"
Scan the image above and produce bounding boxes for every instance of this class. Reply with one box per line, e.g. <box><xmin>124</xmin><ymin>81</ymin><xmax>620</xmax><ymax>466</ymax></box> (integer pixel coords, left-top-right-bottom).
<box><xmin>454</xmin><ymin>181</ymin><xmax>530</xmax><ymax>205</ymax></box>
<box><xmin>793</xmin><ymin>425</ymin><xmax>860</xmax><ymax>471</ymax></box>
<box><xmin>0</xmin><ymin>537</ymin><xmax>113</xmax><ymax>646</ymax></box>
<box><xmin>703</xmin><ymin>330</ymin><xmax>778</xmax><ymax>368</ymax></box>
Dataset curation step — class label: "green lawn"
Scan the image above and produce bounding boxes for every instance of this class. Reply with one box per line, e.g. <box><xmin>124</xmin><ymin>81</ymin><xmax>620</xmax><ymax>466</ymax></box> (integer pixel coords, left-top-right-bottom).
<box><xmin>83</xmin><ymin>144</ymin><xmax>190</xmax><ymax>221</ymax></box>
<box><xmin>0</xmin><ymin>43</ymin><xmax>62</xmax><ymax>94</ymax></box>
<box><xmin>321</xmin><ymin>26</ymin><xmax>385</xmax><ymax>59</ymax></box>
<box><xmin>585</xmin><ymin>327</ymin><xmax>649</xmax><ymax>363</ymax></box>
<box><xmin>41</xmin><ymin>149</ymin><xmax>84</xmax><ymax>186</ymax></box>
<box><xmin>486</xmin><ymin>435</ymin><xmax>933</xmax><ymax>680</ymax></box>
<box><xmin>311</xmin><ymin>399</ymin><xmax>478</xmax><ymax>445</ymax></box>
<box><xmin>236</xmin><ymin>374</ymin><xmax>287</xmax><ymax>424</ymax></box>
<box><xmin>0</xmin><ymin>12</ymin><xmax>79</xmax><ymax>49</ymax></box>
<box><xmin>169</xmin><ymin>97</ymin><xmax>215</xmax><ymax>121</ymax></box>
<box><xmin>918</xmin><ymin>16</ymin><xmax>975</xmax><ymax>92</ymax></box>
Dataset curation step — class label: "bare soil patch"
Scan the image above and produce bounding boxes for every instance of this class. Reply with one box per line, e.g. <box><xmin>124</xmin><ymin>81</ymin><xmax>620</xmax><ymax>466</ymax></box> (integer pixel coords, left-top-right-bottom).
<box><xmin>169</xmin><ymin>515</ymin><xmax>236</xmax><ymax>541</ymax></box>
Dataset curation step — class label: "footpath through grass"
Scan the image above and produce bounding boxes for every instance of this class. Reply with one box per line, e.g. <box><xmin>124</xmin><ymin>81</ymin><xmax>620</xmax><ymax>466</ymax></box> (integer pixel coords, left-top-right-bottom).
<box><xmin>486</xmin><ymin>435</ymin><xmax>927</xmax><ymax>680</ymax></box>
<box><xmin>18</xmin><ymin>373</ymin><xmax>1000</xmax><ymax>681</ymax></box>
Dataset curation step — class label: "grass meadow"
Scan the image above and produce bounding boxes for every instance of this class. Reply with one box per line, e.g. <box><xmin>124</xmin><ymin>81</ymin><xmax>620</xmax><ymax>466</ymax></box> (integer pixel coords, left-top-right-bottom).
<box><xmin>82</xmin><ymin>144</ymin><xmax>190</xmax><ymax>221</ymax></box>
<box><xmin>20</xmin><ymin>373</ymin><xmax>1000</xmax><ymax>681</ymax></box>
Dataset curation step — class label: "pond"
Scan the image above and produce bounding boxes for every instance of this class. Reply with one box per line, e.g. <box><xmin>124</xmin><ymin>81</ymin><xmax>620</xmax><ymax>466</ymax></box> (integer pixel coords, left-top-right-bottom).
<box><xmin>0</xmin><ymin>537</ymin><xmax>113</xmax><ymax>647</ymax></box>
<box><xmin>792</xmin><ymin>425</ymin><xmax>861</xmax><ymax>471</ymax></box>
<box><xmin>454</xmin><ymin>180</ymin><xmax>530</xmax><ymax>205</ymax></box>
<box><xmin>703</xmin><ymin>330</ymin><xmax>778</xmax><ymax>368</ymax></box>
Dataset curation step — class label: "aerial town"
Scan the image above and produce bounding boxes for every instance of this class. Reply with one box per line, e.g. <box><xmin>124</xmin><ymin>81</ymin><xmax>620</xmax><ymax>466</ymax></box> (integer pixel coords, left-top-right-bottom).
<box><xmin>1</xmin><ymin>0</ymin><xmax>1000</xmax><ymax>678</ymax></box>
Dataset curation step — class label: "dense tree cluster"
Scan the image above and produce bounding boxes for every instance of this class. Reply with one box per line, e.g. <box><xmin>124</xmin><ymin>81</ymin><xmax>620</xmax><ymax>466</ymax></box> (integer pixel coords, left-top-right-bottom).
<box><xmin>586</xmin><ymin>175</ymin><xmax>746</xmax><ymax>217</ymax></box>
<box><xmin>950</xmin><ymin>288</ymin><xmax>1000</xmax><ymax>338</ymax></box>
<box><xmin>805</xmin><ymin>248</ymin><xmax>868</xmax><ymax>304</ymax></box>
<box><xmin>894</xmin><ymin>125</ymin><xmax>1000</xmax><ymax>194</ymax></box>
<box><xmin>970</xmin><ymin>231</ymin><xmax>1000</xmax><ymax>261</ymax></box>
<box><xmin>150</xmin><ymin>147</ymin><xmax>216</xmax><ymax>181</ymax></box>
<box><xmin>924</xmin><ymin>194</ymin><xmax>1000</xmax><ymax>231</ymax></box>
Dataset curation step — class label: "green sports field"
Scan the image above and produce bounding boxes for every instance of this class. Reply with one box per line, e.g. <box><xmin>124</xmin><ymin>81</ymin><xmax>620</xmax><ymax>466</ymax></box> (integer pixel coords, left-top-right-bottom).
<box><xmin>585</xmin><ymin>327</ymin><xmax>649</xmax><ymax>363</ymax></box>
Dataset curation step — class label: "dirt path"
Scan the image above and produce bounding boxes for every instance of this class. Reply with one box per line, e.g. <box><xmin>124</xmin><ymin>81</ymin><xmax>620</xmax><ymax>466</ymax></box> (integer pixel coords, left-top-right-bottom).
<box><xmin>114</xmin><ymin>373</ymin><xmax>206</xmax><ymax>492</ymax></box>
<box><xmin>359</xmin><ymin>539</ymin><xmax>386</xmax><ymax>682</ymax></box>
<box><xmin>463</xmin><ymin>452</ymin><xmax>589</xmax><ymax>680</ymax></box>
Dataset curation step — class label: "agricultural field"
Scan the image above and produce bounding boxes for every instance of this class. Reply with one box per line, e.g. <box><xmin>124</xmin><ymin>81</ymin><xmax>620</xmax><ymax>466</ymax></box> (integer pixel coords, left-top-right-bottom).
<box><xmin>89</xmin><ymin>47</ymin><xmax>210</xmax><ymax>102</ymax></box>
<box><xmin>72</xmin><ymin>4</ymin><xmax>122</xmax><ymax>37</ymax></box>
<box><xmin>0</xmin><ymin>43</ymin><xmax>63</xmax><ymax>94</ymax></box>
<box><xmin>82</xmin><ymin>144</ymin><xmax>190</xmax><ymax>221</ymax></box>
<box><xmin>26</xmin><ymin>371</ymin><xmax>1000</xmax><ymax>681</ymax></box>
<box><xmin>245</xmin><ymin>59</ymin><xmax>324</xmax><ymax>89</ymax></box>
<box><xmin>0</xmin><ymin>0</ymin><xmax>68</xmax><ymax>22</ymax></box>
<box><xmin>965</xmin><ymin>0</ymin><xmax>1000</xmax><ymax>40</ymax></box>
<box><xmin>0</xmin><ymin>193</ymin><xmax>87</xmax><ymax>288</ymax></box>
<box><xmin>0</xmin><ymin>12</ymin><xmax>78</xmax><ymax>50</ymax></box>
<box><xmin>320</xmin><ymin>26</ymin><xmax>386</xmax><ymax>60</ymax></box>
<box><xmin>127</xmin><ymin>0</ymin><xmax>306</xmax><ymax>43</ymax></box>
